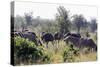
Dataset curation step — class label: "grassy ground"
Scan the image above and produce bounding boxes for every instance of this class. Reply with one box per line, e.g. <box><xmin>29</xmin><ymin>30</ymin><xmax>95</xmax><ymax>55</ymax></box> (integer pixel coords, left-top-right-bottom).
<box><xmin>14</xmin><ymin>31</ymin><xmax>97</xmax><ymax>65</ymax></box>
<box><xmin>41</xmin><ymin>40</ymin><xmax>97</xmax><ymax>63</ymax></box>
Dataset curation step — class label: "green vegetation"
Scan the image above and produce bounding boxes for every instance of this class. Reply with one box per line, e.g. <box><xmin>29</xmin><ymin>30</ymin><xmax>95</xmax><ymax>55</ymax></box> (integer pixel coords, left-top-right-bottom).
<box><xmin>13</xmin><ymin>37</ymin><xmax>51</xmax><ymax>65</ymax></box>
<box><xmin>12</xmin><ymin>5</ymin><xmax>97</xmax><ymax>65</ymax></box>
<box><xmin>63</xmin><ymin>44</ymin><xmax>79</xmax><ymax>62</ymax></box>
<box><xmin>13</xmin><ymin>6</ymin><xmax>97</xmax><ymax>34</ymax></box>
<box><xmin>13</xmin><ymin>37</ymin><xmax>97</xmax><ymax>65</ymax></box>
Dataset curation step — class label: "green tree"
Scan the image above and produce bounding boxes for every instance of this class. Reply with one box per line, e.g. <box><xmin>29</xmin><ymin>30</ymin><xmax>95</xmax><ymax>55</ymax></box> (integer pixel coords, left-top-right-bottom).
<box><xmin>15</xmin><ymin>15</ymin><xmax>26</xmax><ymax>31</ymax></box>
<box><xmin>72</xmin><ymin>14</ymin><xmax>86</xmax><ymax>33</ymax></box>
<box><xmin>90</xmin><ymin>18</ymin><xmax>97</xmax><ymax>32</ymax></box>
<box><xmin>56</xmin><ymin>6</ymin><xmax>71</xmax><ymax>34</ymax></box>
<box><xmin>24</xmin><ymin>12</ymin><xmax>33</xmax><ymax>26</ymax></box>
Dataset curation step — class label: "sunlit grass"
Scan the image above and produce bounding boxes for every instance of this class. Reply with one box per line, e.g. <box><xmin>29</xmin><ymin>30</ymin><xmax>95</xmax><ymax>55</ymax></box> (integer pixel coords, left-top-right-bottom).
<box><xmin>41</xmin><ymin>40</ymin><xmax>97</xmax><ymax>63</ymax></box>
<box><xmin>14</xmin><ymin>33</ymin><xmax>97</xmax><ymax>65</ymax></box>
<box><xmin>74</xmin><ymin>52</ymin><xmax>97</xmax><ymax>62</ymax></box>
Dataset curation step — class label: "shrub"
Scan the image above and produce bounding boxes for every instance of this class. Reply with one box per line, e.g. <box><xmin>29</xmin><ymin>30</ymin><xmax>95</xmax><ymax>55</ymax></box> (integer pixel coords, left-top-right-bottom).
<box><xmin>13</xmin><ymin>36</ymin><xmax>51</xmax><ymax>65</ymax></box>
<box><xmin>63</xmin><ymin>44</ymin><xmax>79</xmax><ymax>62</ymax></box>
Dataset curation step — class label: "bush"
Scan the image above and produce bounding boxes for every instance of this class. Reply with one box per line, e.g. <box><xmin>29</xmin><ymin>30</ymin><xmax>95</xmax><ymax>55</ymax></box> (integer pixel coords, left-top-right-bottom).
<box><xmin>13</xmin><ymin>36</ymin><xmax>51</xmax><ymax>65</ymax></box>
<box><xmin>63</xmin><ymin>44</ymin><xmax>79</xmax><ymax>62</ymax></box>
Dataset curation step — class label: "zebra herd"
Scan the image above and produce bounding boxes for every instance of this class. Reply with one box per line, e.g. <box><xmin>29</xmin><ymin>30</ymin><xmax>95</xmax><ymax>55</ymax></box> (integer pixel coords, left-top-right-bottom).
<box><xmin>11</xmin><ymin>30</ymin><xmax>97</xmax><ymax>51</ymax></box>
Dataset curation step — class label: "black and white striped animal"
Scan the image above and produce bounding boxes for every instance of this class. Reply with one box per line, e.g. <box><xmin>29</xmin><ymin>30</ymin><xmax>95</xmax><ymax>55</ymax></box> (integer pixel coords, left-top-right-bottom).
<box><xmin>41</xmin><ymin>32</ymin><xmax>54</xmax><ymax>48</ymax></box>
<box><xmin>64</xmin><ymin>32</ymin><xmax>81</xmax><ymax>38</ymax></box>
<box><xmin>64</xmin><ymin>36</ymin><xmax>97</xmax><ymax>51</ymax></box>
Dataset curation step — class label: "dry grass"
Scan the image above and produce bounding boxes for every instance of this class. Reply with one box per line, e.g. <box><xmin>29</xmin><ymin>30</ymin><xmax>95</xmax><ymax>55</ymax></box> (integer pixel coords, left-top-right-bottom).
<box><xmin>41</xmin><ymin>40</ymin><xmax>97</xmax><ymax>63</ymax></box>
<box><xmin>14</xmin><ymin>33</ymin><xmax>97</xmax><ymax>65</ymax></box>
<box><xmin>74</xmin><ymin>52</ymin><xmax>97</xmax><ymax>62</ymax></box>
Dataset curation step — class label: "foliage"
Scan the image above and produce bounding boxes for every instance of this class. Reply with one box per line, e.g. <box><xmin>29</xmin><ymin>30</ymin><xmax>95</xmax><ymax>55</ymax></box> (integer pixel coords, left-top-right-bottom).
<box><xmin>56</xmin><ymin>6</ymin><xmax>71</xmax><ymax>33</ymax></box>
<box><xmin>13</xmin><ymin>37</ymin><xmax>51</xmax><ymax>65</ymax></box>
<box><xmin>90</xmin><ymin>19</ymin><xmax>97</xmax><ymax>32</ymax></box>
<box><xmin>24</xmin><ymin>12</ymin><xmax>33</xmax><ymax>26</ymax></box>
<box><xmin>14</xmin><ymin>6</ymin><xmax>97</xmax><ymax>34</ymax></box>
<box><xmin>63</xmin><ymin>44</ymin><xmax>79</xmax><ymax>62</ymax></box>
<box><xmin>72</xmin><ymin>14</ymin><xmax>86</xmax><ymax>33</ymax></box>
<box><xmin>14</xmin><ymin>15</ymin><xmax>26</xmax><ymax>31</ymax></box>
<box><xmin>12</xmin><ymin>5</ymin><xmax>97</xmax><ymax>65</ymax></box>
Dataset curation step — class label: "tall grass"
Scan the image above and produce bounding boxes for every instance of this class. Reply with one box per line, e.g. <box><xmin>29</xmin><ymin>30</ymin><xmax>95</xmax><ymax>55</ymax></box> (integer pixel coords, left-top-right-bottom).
<box><xmin>13</xmin><ymin>35</ymin><xmax>97</xmax><ymax>65</ymax></box>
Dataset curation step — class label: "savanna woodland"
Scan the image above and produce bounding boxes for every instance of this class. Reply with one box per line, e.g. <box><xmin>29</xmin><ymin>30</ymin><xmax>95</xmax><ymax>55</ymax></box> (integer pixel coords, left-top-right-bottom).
<box><xmin>11</xmin><ymin>3</ymin><xmax>97</xmax><ymax>65</ymax></box>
